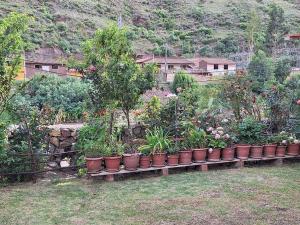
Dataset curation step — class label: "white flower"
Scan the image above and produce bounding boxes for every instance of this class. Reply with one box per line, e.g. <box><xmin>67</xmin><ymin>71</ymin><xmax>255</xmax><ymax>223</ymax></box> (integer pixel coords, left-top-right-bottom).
<box><xmin>215</xmin><ymin>134</ymin><xmax>221</xmax><ymax>139</ymax></box>
<box><xmin>224</xmin><ymin>134</ymin><xmax>230</xmax><ymax>139</ymax></box>
<box><xmin>288</xmin><ymin>136</ymin><xmax>294</xmax><ymax>140</ymax></box>
<box><xmin>221</xmin><ymin>119</ymin><xmax>229</xmax><ymax>123</ymax></box>
<box><xmin>217</xmin><ymin>127</ymin><xmax>224</xmax><ymax>131</ymax></box>
<box><xmin>207</xmin><ymin>127</ymin><xmax>213</xmax><ymax>132</ymax></box>
<box><xmin>218</xmin><ymin>130</ymin><xmax>224</xmax><ymax>135</ymax></box>
<box><xmin>294</xmin><ymin>139</ymin><xmax>299</xmax><ymax>144</ymax></box>
<box><xmin>282</xmin><ymin>140</ymin><xmax>287</xmax><ymax>145</ymax></box>
<box><xmin>212</xmin><ymin>130</ymin><xmax>217</xmax><ymax>135</ymax></box>
<box><xmin>208</xmin><ymin>148</ymin><xmax>213</xmax><ymax>153</ymax></box>
<box><xmin>280</xmin><ymin>131</ymin><xmax>286</xmax><ymax>135</ymax></box>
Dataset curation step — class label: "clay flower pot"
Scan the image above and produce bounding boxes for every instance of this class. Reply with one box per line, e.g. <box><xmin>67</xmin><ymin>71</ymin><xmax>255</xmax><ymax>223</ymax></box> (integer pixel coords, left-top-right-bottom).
<box><xmin>236</xmin><ymin>144</ymin><xmax>251</xmax><ymax>159</ymax></box>
<box><xmin>222</xmin><ymin>147</ymin><xmax>235</xmax><ymax>161</ymax></box>
<box><xmin>140</xmin><ymin>155</ymin><xmax>151</xmax><ymax>168</ymax></box>
<box><xmin>167</xmin><ymin>154</ymin><xmax>179</xmax><ymax>166</ymax></box>
<box><xmin>193</xmin><ymin>148</ymin><xmax>207</xmax><ymax>162</ymax></box>
<box><xmin>208</xmin><ymin>148</ymin><xmax>221</xmax><ymax>161</ymax></box>
<box><xmin>85</xmin><ymin>157</ymin><xmax>103</xmax><ymax>173</ymax></box>
<box><xmin>104</xmin><ymin>156</ymin><xmax>122</xmax><ymax>172</ymax></box>
<box><xmin>179</xmin><ymin>150</ymin><xmax>193</xmax><ymax>165</ymax></box>
<box><xmin>264</xmin><ymin>144</ymin><xmax>277</xmax><ymax>158</ymax></box>
<box><xmin>250</xmin><ymin>146</ymin><xmax>263</xmax><ymax>159</ymax></box>
<box><xmin>152</xmin><ymin>153</ymin><xmax>166</xmax><ymax>167</ymax></box>
<box><xmin>123</xmin><ymin>153</ymin><xmax>140</xmax><ymax>171</ymax></box>
<box><xmin>287</xmin><ymin>144</ymin><xmax>299</xmax><ymax>156</ymax></box>
<box><xmin>276</xmin><ymin>146</ymin><xmax>286</xmax><ymax>157</ymax></box>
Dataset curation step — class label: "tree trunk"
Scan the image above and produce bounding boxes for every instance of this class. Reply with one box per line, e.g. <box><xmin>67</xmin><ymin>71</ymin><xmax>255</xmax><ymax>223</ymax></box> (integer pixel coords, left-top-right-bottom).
<box><xmin>108</xmin><ymin>110</ymin><xmax>115</xmax><ymax>137</ymax></box>
<box><xmin>124</xmin><ymin>110</ymin><xmax>131</xmax><ymax>129</ymax></box>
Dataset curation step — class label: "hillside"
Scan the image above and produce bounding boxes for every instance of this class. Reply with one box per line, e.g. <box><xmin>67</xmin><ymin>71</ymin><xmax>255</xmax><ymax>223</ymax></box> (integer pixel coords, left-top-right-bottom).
<box><xmin>1</xmin><ymin>0</ymin><xmax>299</xmax><ymax>56</ymax></box>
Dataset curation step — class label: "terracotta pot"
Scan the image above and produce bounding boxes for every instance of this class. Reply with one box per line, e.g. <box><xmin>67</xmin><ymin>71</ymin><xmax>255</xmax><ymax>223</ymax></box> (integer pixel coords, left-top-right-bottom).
<box><xmin>104</xmin><ymin>156</ymin><xmax>122</xmax><ymax>172</ymax></box>
<box><xmin>276</xmin><ymin>146</ymin><xmax>286</xmax><ymax>157</ymax></box>
<box><xmin>140</xmin><ymin>155</ymin><xmax>151</xmax><ymax>168</ymax></box>
<box><xmin>250</xmin><ymin>146</ymin><xmax>263</xmax><ymax>159</ymax></box>
<box><xmin>123</xmin><ymin>154</ymin><xmax>140</xmax><ymax>171</ymax></box>
<box><xmin>264</xmin><ymin>144</ymin><xmax>277</xmax><ymax>158</ymax></box>
<box><xmin>179</xmin><ymin>150</ymin><xmax>193</xmax><ymax>165</ymax></box>
<box><xmin>208</xmin><ymin>148</ymin><xmax>221</xmax><ymax>161</ymax></box>
<box><xmin>152</xmin><ymin>153</ymin><xmax>166</xmax><ymax>167</ymax></box>
<box><xmin>193</xmin><ymin>148</ymin><xmax>207</xmax><ymax>162</ymax></box>
<box><xmin>167</xmin><ymin>154</ymin><xmax>179</xmax><ymax>166</ymax></box>
<box><xmin>236</xmin><ymin>144</ymin><xmax>251</xmax><ymax>159</ymax></box>
<box><xmin>85</xmin><ymin>157</ymin><xmax>103</xmax><ymax>173</ymax></box>
<box><xmin>222</xmin><ymin>147</ymin><xmax>235</xmax><ymax>161</ymax></box>
<box><xmin>287</xmin><ymin>144</ymin><xmax>299</xmax><ymax>156</ymax></box>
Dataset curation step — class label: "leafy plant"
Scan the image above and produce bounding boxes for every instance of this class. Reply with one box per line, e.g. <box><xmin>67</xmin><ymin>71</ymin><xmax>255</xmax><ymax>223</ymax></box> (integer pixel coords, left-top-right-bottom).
<box><xmin>236</xmin><ymin>117</ymin><xmax>265</xmax><ymax>145</ymax></box>
<box><xmin>102</xmin><ymin>142</ymin><xmax>125</xmax><ymax>157</ymax></box>
<box><xmin>184</xmin><ymin>128</ymin><xmax>207</xmax><ymax>149</ymax></box>
<box><xmin>206</xmin><ymin>127</ymin><xmax>228</xmax><ymax>149</ymax></box>
<box><xmin>269</xmin><ymin>131</ymin><xmax>290</xmax><ymax>145</ymax></box>
<box><xmin>139</xmin><ymin>128</ymin><xmax>171</xmax><ymax>154</ymax></box>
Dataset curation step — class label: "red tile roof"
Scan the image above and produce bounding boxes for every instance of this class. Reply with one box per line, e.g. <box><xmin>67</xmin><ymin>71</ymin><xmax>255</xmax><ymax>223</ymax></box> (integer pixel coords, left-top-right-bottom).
<box><xmin>191</xmin><ymin>57</ymin><xmax>236</xmax><ymax>65</ymax></box>
<box><xmin>137</xmin><ymin>56</ymin><xmax>194</xmax><ymax>65</ymax></box>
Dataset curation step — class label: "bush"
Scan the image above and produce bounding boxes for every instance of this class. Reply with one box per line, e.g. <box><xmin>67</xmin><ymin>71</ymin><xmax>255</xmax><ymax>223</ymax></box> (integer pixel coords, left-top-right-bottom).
<box><xmin>13</xmin><ymin>74</ymin><xmax>92</xmax><ymax>122</ymax></box>
<box><xmin>236</xmin><ymin>117</ymin><xmax>265</xmax><ymax>145</ymax></box>
<box><xmin>171</xmin><ymin>71</ymin><xmax>198</xmax><ymax>93</ymax></box>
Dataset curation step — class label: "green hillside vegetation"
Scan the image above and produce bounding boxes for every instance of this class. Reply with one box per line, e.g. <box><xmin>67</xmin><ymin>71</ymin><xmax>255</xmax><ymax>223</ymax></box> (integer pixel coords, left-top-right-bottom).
<box><xmin>0</xmin><ymin>0</ymin><xmax>299</xmax><ymax>55</ymax></box>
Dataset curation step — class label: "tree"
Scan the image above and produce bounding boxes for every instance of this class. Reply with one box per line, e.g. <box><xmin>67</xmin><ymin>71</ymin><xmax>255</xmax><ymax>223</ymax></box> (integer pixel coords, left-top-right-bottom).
<box><xmin>248</xmin><ymin>50</ymin><xmax>274</xmax><ymax>93</ymax></box>
<box><xmin>0</xmin><ymin>13</ymin><xmax>30</xmax><ymax>114</ymax></box>
<box><xmin>171</xmin><ymin>70</ymin><xmax>198</xmax><ymax>93</ymax></box>
<box><xmin>245</xmin><ymin>11</ymin><xmax>265</xmax><ymax>57</ymax></box>
<box><xmin>82</xmin><ymin>24</ymin><xmax>157</xmax><ymax>129</ymax></box>
<box><xmin>274</xmin><ymin>58</ymin><xmax>291</xmax><ymax>83</ymax></box>
<box><xmin>265</xmin><ymin>3</ymin><xmax>289</xmax><ymax>55</ymax></box>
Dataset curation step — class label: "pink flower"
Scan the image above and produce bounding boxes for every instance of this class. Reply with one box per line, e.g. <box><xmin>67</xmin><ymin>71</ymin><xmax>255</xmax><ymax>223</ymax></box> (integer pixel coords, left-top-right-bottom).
<box><xmin>207</xmin><ymin>127</ymin><xmax>213</xmax><ymax>132</ymax></box>
<box><xmin>208</xmin><ymin>148</ymin><xmax>213</xmax><ymax>153</ymax></box>
<box><xmin>88</xmin><ymin>65</ymin><xmax>96</xmax><ymax>73</ymax></box>
<box><xmin>215</xmin><ymin>134</ymin><xmax>221</xmax><ymax>139</ymax></box>
<box><xmin>212</xmin><ymin>130</ymin><xmax>217</xmax><ymax>135</ymax></box>
<box><xmin>218</xmin><ymin>130</ymin><xmax>224</xmax><ymax>135</ymax></box>
<box><xmin>297</xmin><ymin>99</ymin><xmax>300</xmax><ymax>105</ymax></box>
<box><xmin>224</xmin><ymin>134</ymin><xmax>230</xmax><ymax>139</ymax></box>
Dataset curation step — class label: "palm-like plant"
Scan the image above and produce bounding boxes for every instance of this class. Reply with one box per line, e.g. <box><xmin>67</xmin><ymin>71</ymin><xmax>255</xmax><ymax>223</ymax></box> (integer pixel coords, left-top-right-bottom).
<box><xmin>139</xmin><ymin>128</ymin><xmax>171</xmax><ymax>154</ymax></box>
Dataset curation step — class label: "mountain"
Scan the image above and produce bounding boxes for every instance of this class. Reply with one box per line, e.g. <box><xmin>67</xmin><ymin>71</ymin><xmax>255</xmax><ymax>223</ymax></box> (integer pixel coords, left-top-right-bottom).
<box><xmin>1</xmin><ymin>0</ymin><xmax>299</xmax><ymax>56</ymax></box>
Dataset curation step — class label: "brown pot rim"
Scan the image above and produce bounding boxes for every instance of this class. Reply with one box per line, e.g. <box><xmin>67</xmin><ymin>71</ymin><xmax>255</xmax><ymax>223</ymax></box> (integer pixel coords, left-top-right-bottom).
<box><xmin>85</xmin><ymin>157</ymin><xmax>103</xmax><ymax>160</ymax></box>
<box><xmin>192</xmin><ymin>148</ymin><xmax>208</xmax><ymax>151</ymax></box>
<box><xmin>288</xmin><ymin>143</ymin><xmax>299</xmax><ymax>146</ymax></box>
<box><xmin>277</xmin><ymin>145</ymin><xmax>287</xmax><ymax>148</ymax></box>
<box><xmin>168</xmin><ymin>154</ymin><xmax>179</xmax><ymax>158</ymax></box>
<box><xmin>264</xmin><ymin>144</ymin><xmax>277</xmax><ymax>147</ymax></box>
<box><xmin>104</xmin><ymin>156</ymin><xmax>122</xmax><ymax>160</ymax></box>
<box><xmin>123</xmin><ymin>153</ymin><xmax>140</xmax><ymax>157</ymax></box>
<box><xmin>251</xmin><ymin>145</ymin><xmax>263</xmax><ymax>148</ymax></box>
<box><xmin>140</xmin><ymin>155</ymin><xmax>150</xmax><ymax>159</ymax></box>
<box><xmin>179</xmin><ymin>150</ymin><xmax>193</xmax><ymax>153</ymax></box>
<box><xmin>152</xmin><ymin>152</ymin><xmax>166</xmax><ymax>156</ymax></box>
<box><xmin>236</xmin><ymin>144</ymin><xmax>251</xmax><ymax>146</ymax></box>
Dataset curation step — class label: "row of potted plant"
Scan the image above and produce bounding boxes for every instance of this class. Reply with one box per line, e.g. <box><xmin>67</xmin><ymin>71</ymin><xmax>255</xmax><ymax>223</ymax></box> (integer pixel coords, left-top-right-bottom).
<box><xmin>83</xmin><ymin>126</ymin><xmax>299</xmax><ymax>173</ymax></box>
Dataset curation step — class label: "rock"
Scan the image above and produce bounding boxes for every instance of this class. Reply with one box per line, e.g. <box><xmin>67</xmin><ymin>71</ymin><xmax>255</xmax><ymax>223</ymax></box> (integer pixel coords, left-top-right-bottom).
<box><xmin>61</xmin><ymin>128</ymin><xmax>71</xmax><ymax>138</ymax></box>
<box><xmin>50</xmin><ymin>137</ymin><xmax>60</xmax><ymax>147</ymax></box>
<box><xmin>59</xmin><ymin>138</ymin><xmax>75</xmax><ymax>148</ymax></box>
<box><xmin>49</xmin><ymin>129</ymin><xmax>61</xmax><ymax>137</ymax></box>
<box><xmin>60</xmin><ymin>158</ymin><xmax>70</xmax><ymax>168</ymax></box>
<box><xmin>70</xmin><ymin>130</ymin><xmax>77</xmax><ymax>137</ymax></box>
<box><xmin>48</xmin><ymin>161</ymin><xmax>58</xmax><ymax>168</ymax></box>
<box><xmin>49</xmin><ymin>144</ymin><xmax>56</xmax><ymax>153</ymax></box>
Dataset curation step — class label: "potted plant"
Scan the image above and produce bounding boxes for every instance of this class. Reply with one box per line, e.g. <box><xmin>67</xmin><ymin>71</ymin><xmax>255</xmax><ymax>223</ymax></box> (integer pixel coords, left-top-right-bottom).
<box><xmin>207</xmin><ymin>127</ymin><xmax>227</xmax><ymax>161</ymax></box>
<box><xmin>272</xmin><ymin>131</ymin><xmax>289</xmax><ymax>157</ymax></box>
<box><xmin>123</xmin><ymin>149</ymin><xmax>140</xmax><ymax>171</ymax></box>
<box><xmin>222</xmin><ymin>133</ymin><xmax>235</xmax><ymax>161</ymax></box>
<box><xmin>250</xmin><ymin>135</ymin><xmax>264</xmax><ymax>159</ymax></box>
<box><xmin>139</xmin><ymin>128</ymin><xmax>170</xmax><ymax>167</ymax></box>
<box><xmin>166</xmin><ymin>143</ymin><xmax>179</xmax><ymax>166</ymax></box>
<box><xmin>287</xmin><ymin>134</ymin><xmax>300</xmax><ymax>156</ymax></box>
<box><xmin>236</xmin><ymin>117</ymin><xmax>264</xmax><ymax>159</ymax></box>
<box><xmin>263</xmin><ymin>136</ymin><xmax>277</xmax><ymax>158</ymax></box>
<box><xmin>185</xmin><ymin>128</ymin><xmax>207</xmax><ymax>162</ymax></box>
<box><xmin>139</xmin><ymin>146</ymin><xmax>151</xmax><ymax>169</ymax></box>
<box><xmin>82</xmin><ymin>140</ymin><xmax>104</xmax><ymax>173</ymax></box>
<box><xmin>76</xmin><ymin>123</ymin><xmax>106</xmax><ymax>173</ymax></box>
<box><xmin>103</xmin><ymin>142</ymin><xmax>124</xmax><ymax>172</ymax></box>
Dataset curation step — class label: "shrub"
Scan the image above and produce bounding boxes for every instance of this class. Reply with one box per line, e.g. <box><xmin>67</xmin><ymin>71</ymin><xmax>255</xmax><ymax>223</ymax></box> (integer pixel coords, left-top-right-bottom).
<box><xmin>236</xmin><ymin>117</ymin><xmax>265</xmax><ymax>145</ymax></box>
<box><xmin>171</xmin><ymin>71</ymin><xmax>198</xmax><ymax>93</ymax></box>
<box><xmin>13</xmin><ymin>74</ymin><xmax>91</xmax><ymax>122</ymax></box>
<box><xmin>184</xmin><ymin>128</ymin><xmax>207</xmax><ymax>149</ymax></box>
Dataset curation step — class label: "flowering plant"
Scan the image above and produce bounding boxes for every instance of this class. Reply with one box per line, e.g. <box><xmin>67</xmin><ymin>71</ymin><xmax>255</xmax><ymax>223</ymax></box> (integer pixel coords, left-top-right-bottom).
<box><xmin>287</xmin><ymin>134</ymin><xmax>299</xmax><ymax>145</ymax></box>
<box><xmin>206</xmin><ymin>127</ymin><xmax>229</xmax><ymax>149</ymax></box>
<box><xmin>269</xmin><ymin>131</ymin><xmax>289</xmax><ymax>145</ymax></box>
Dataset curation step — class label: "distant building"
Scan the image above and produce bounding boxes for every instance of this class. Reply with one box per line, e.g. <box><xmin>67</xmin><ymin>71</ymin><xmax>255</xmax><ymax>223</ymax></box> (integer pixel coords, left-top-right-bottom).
<box><xmin>16</xmin><ymin>47</ymin><xmax>81</xmax><ymax>80</ymax></box>
<box><xmin>190</xmin><ymin>57</ymin><xmax>237</xmax><ymax>76</ymax></box>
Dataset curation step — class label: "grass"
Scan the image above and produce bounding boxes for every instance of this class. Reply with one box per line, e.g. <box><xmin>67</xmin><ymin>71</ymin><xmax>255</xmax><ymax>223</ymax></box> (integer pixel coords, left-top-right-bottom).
<box><xmin>1</xmin><ymin>163</ymin><xmax>300</xmax><ymax>225</ymax></box>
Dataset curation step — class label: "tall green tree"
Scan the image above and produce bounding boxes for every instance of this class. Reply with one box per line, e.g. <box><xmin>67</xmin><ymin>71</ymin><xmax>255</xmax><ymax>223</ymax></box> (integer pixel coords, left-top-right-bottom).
<box><xmin>82</xmin><ymin>24</ymin><xmax>157</xmax><ymax>129</ymax></box>
<box><xmin>265</xmin><ymin>3</ymin><xmax>289</xmax><ymax>55</ymax></box>
<box><xmin>0</xmin><ymin>13</ymin><xmax>30</xmax><ymax>114</ymax></box>
<box><xmin>245</xmin><ymin>11</ymin><xmax>265</xmax><ymax>57</ymax></box>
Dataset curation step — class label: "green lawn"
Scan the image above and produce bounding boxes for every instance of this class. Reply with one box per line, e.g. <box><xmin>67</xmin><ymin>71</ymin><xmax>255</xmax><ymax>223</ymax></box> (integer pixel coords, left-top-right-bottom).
<box><xmin>1</xmin><ymin>163</ymin><xmax>300</xmax><ymax>225</ymax></box>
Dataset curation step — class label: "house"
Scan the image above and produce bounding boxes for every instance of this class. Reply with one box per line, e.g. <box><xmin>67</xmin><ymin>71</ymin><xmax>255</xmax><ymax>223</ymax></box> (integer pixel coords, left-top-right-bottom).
<box><xmin>136</xmin><ymin>55</ymin><xmax>194</xmax><ymax>82</ymax></box>
<box><xmin>16</xmin><ymin>47</ymin><xmax>81</xmax><ymax>80</ymax></box>
<box><xmin>190</xmin><ymin>57</ymin><xmax>237</xmax><ymax>76</ymax></box>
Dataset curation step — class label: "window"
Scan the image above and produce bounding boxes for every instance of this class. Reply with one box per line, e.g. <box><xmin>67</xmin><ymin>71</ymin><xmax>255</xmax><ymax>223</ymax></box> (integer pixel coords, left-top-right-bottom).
<box><xmin>224</xmin><ymin>64</ymin><xmax>228</xmax><ymax>70</ymax></box>
<box><xmin>168</xmin><ymin>65</ymin><xmax>174</xmax><ymax>70</ymax></box>
<box><xmin>35</xmin><ymin>65</ymin><xmax>41</xmax><ymax>69</ymax></box>
<box><xmin>214</xmin><ymin>64</ymin><xmax>219</xmax><ymax>70</ymax></box>
<box><xmin>52</xmin><ymin>65</ymin><xmax>59</xmax><ymax>69</ymax></box>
